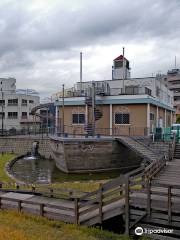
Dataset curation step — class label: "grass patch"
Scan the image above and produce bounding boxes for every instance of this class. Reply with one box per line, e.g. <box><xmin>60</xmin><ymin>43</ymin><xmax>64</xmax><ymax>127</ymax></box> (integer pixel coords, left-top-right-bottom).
<box><xmin>0</xmin><ymin>153</ymin><xmax>16</xmax><ymax>182</ymax></box>
<box><xmin>0</xmin><ymin>210</ymin><xmax>130</xmax><ymax>240</ymax></box>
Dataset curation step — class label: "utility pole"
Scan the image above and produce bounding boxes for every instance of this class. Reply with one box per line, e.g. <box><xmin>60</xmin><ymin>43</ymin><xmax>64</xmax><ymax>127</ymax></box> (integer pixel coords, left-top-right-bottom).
<box><xmin>92</xmin><ymin>82</ymin><xmax>96</xmax><ymax>137</ymax></box>
<box><xmin>80</xmin><ymin>52</ymin><xmax>82</xmax><ymax>95</ymax></box>
<box><xmin>62</xmin><ymin>84</ymin><xmax>65</xmax><ymax>135</ymax></box>
<box><xmin>122</xmin><ymin>47</ymin><xmax>125</xmax><ymax>94</ymax></box>
<box><xmin>46</xmin><ymin>107</ymin><xmax>48</xmax><ymax>136</ymax></box>
<box><xmin>1</xmin><ymin>90</ymin><xmax>4</xmax><ymax>136</ymax></box>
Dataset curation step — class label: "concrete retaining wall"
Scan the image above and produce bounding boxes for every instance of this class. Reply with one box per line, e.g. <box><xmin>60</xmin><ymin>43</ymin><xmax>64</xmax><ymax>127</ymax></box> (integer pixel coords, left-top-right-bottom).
<box><xmin>0</xmin><ymin>137</ymin><xmax>52</xmax><ymax>159</ymax></box>
<box><xmin>50</xmin><ymin>137</ymin><xmax>142</xmax><ymax>173</ymax></box>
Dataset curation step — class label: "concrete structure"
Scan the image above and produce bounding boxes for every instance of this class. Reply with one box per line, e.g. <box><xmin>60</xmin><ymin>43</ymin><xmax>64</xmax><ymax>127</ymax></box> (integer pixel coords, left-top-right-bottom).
<box><xmin>0</xmin><ymin>136</ymin><xmax>51</xmax><ymax>159</ymax></box>
<box><xmin>0</xmin><ymin>78</ymin><xmax>40</xmax><ymax>131</ymax></box>
<box><xmin>112</xmin><ymin>55</ymin><xmax>131</xmax><ymax>79</ymax></box>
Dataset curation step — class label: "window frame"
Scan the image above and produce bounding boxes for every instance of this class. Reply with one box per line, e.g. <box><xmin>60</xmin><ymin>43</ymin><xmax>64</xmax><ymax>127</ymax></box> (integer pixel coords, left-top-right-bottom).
<box><xmin>8</xmin><ymin>112</ymin><xmax>18</xmax><ymax>119</ymax></box>
<box><xmin>72</xmin><ymin>113</ymin><xmax>85</xmax><ymax>125</ymax></box>
<box><xmin>114</xmin><ymin>112</ymin><xmax>130</xmax><ymax>125</ymax></box>
<box><xmin>150</xmin><ymin>112</ymin><xmax>155</xmax><ymax>121</ymax></box>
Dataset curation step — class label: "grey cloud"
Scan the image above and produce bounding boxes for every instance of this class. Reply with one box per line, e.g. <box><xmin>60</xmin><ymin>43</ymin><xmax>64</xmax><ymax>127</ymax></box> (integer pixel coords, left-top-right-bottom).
<box><xmin>0</xmin><ymin>0</ymin><xmax>179</xmax><ymax>96</ymax></box>
<box><xmin>1</xmin><ymin>0</ymin><xmax>179</xmax><ymax>54</ymax></box>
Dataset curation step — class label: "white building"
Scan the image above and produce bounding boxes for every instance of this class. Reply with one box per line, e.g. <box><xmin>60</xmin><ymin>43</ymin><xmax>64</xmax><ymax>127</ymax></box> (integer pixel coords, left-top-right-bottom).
<box><xmin>0</xmin><ymin>78</ymin><xmax>40</xmax><ymax>131</ymax></box>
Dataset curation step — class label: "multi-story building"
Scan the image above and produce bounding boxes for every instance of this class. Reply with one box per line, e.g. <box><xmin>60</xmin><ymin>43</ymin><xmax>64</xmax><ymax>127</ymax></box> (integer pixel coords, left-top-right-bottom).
<box><xmin>0</xmin><ymin>78</ymin><xmax>40</xmax><ymax>131</ymax></box>
<box><xmin>54</xmin><ymin>55</ymin><xmax>175</xmax><ymax>136</ymax></box>
<box><xmin>163</xmin><ymin>68</ymin><xmax>180</xmax><ymax>115</ymax></box>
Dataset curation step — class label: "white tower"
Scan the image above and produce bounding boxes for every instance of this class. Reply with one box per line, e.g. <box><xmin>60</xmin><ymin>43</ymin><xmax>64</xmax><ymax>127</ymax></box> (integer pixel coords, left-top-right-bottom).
<box><xmin>112</xmin><ymin>55</ymin><xmax>130</xmax><ymax>80</ymax></box>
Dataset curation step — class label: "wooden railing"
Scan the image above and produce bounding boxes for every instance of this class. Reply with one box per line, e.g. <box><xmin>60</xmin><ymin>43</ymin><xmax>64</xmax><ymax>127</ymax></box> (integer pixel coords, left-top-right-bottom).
<box><xmin>0</xmin><ymin>155</ymin><xmax>168</xmax><ymax>230</ymax></box>
<box><xmin>77</xmin><ymin>175</ymin><xmax>125</xmax><ymax>225</ymax></box>
<box><xmin>0</xmin><ymin>182</ymin><xmax>87</xmax><ymax>199</ymax></box>
<box><xmin>0</xmin><ymin>195</ymin><xmax>75</xmax><ymax>223</ymax></box>
<box><xmin>124</xmin><ymin>155</ymin><xmax>166</xmax><ymax>234</ymax></box>
<box><xmin>146</xmin><ymin>181</ymin><xmax>180</xmax><ymax>226</ymax></box>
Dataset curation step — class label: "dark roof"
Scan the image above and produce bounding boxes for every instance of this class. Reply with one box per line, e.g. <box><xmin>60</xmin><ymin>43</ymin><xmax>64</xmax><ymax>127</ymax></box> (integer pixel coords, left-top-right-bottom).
<box><xmin>113</xmin><ymin>55</ymin><xmax>128</xmax><ymax>61</ymax></box>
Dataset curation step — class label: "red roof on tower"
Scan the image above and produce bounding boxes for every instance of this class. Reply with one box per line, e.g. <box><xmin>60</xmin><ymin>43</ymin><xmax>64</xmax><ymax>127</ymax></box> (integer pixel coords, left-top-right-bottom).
<box><xmin>113</xmin><ymin>55</ymin><xmax>128</xmax><ymax>61</ymax></box>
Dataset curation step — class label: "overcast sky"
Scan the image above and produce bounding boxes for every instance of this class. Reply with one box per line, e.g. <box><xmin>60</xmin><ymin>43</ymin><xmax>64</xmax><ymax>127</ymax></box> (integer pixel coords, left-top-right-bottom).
<box><xmin>0</xmin><ymin>0</ymin><xmax>180</xmax><ymax>98</ymax></box>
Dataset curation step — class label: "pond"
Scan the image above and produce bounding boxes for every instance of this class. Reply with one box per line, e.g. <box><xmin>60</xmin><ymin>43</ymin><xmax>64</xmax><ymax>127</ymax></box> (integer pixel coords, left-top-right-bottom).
<box><xmin>11</xmin><ymin>157</ymin><xmax>134</xmax><ymax>184</ymax></box>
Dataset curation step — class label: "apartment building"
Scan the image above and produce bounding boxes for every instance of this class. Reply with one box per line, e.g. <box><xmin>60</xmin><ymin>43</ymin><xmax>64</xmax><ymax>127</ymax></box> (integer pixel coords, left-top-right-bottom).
<box><xmin>0</xmin><ymin>78</ymin><xmax>40</xmax><ymax>131</ymax></box>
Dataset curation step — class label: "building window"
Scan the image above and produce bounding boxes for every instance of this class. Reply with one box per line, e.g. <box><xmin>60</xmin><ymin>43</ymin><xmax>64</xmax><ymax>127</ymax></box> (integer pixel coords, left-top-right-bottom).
<box><xmin>22</xmin><ymin>112</ymin><xmax>27</xmax><ymax>119</ymax></box>
<box><xmin>115</xmin><ymin>113</ymin><xmax>130</xmax><ymax>124</ymax></box>
<box><xmin>72</xmin><ymin>113</ymin><xmax>85</xmax><ymax>124</ymax></box>
<box><xmin>0</xmin><ymin>112</ymin><xmax>5</xmax><ymax>119</ymax></box>
<box><xmin>145</xmin><ymin>87</ymin><xmax>152</xmax><ymax>96</ymax></box>
<box><xmin>29</xmin><ymin>100</ymin><xmax>34</xmax><ymax>104</ymax></box>
<box><xmin>150</xmin><ymin>112</ymin><xmax>155</xmax><ymax>121</ymax></box>
<box><xmin>22</xmin><ymin>99</ymin><xmax>27</xmax><ymax>106</ymax></box>
<box><xmin>114</xmin><ymin>61</ymin><xmax>123</xmax><ymax>68</ymax></box>
<box><xmin>0</xmin><ymin>100</ymin><xmax>5</xmax><ymax>105</ymax></box>
<box><xmin>8</xmin><ymin>99</ymin><xmax>18</xmax><ymax>106</ymax></box>
<box><xmin>8</xmin><ymin>112</ymin><xmax>18</xmax><ymax>119</ymax></box>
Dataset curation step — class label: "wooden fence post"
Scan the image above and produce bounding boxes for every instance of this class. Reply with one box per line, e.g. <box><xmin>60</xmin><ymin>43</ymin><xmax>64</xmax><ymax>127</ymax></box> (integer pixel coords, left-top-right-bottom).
<box><xmin>18</xmin><ymin>200</ymin><xmax>22</xmax><ymax>212</ymax></box>
<box><xmin>99</xmin><ymin>184</ymin><xmax>103</xmax><ymax>224</ymax></box>
<box><xmin>40</xmin><ymin>203</ymin><xmax>44</xmax><ymax>216</ymax></box>
<box><xmin>74</xmin><ymin>198</ymin><xmax>79</xmax><ymax>224</ymax></box>
<box><xmin>147</xmin><ymin>179</ymin><xmax>151</xmax><ymax>217</ymax></box>
<box><xmin>125</xmin><ymin>176</ymin><xmax>130</xmax><ymax>235</ymax></box>
<box><xmin>168</xmin><ymin>186</ymin><xmax>172</xmax><ymax>223</ymax></box>
<box><xmin>0</xmin><ymin>197</ymin><xmax>1</xmax><ymax>209</ymax></box>
<box><xmin>50</xmin><ymin>189</ymin><xmax>53</xmax><ymax>198</ymax></box>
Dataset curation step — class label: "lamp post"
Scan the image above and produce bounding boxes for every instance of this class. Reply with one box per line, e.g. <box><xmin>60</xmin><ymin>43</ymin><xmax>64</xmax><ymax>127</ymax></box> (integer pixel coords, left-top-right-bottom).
<box><xmin>1</xmin><ymin>89</ymin><xmax>4</xmax><ymax>136</ymax></box>
<box><xmin>62</xmin><ymin>84</ymin><xmax>65</xmax><ymax>135</ymax></box>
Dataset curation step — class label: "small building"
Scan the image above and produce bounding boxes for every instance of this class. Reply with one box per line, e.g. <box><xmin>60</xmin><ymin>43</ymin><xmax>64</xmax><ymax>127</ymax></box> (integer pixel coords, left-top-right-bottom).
<box><xmin>0</xmin><ymin>78</ymin><xmax>40</xmax><ymax>132</ymax></box>
<box><xmin>54</xmin><ymin>55</ymin><xmax>175</xmax><ymax>136</ymax></box>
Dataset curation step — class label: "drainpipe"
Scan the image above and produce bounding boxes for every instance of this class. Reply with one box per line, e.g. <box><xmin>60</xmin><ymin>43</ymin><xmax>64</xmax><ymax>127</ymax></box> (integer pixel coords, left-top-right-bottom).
<box><xmin>147</xmin><ymin>103</ymin><xmax>150</xmax><ymax>136</ymax></box>
<box><xmin>110</xmin><ymin>104</ymin><xmax>112</xmax><ymax>136</ymax></box>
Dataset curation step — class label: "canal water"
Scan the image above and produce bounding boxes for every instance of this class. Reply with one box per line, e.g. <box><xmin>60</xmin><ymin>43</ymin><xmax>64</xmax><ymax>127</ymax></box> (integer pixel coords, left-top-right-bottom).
<box><xmin>11</xmin><ymin>157</ymin><xmax>131</xmax><ymax>184</ymax></box>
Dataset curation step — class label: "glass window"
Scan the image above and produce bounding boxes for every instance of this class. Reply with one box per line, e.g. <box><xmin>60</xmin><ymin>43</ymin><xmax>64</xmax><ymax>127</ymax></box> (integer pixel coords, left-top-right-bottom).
<box><xmin>29</xmin><ymin>100</ymin><xmax>34</xmax><ymax>104</ymax></box>
<box><xmin>8</xmin><ymin>112</ymin><xmax>18</xmax><ymax>119</ymax></box>
<box><xmin>150</xmin><ymin>113</ymin><xmax>155</xmax><ymax>121</ymax></box>
<box><xmin>22</xmin><ymin>99</ymin><xmax>27</xmax><ymax>105</ymax></box>
<box><xmin>8</xmin><ymin>99</ymin><xmax>18</xmax><ymax>105</ymax></box>
<box><xmin>0</xmin><ymin>112</ymin><xmax>5</xmax><ymax>118</ymax></box>
<box><xmin>0</xmin><ymin>100</ymin><xmax>5</xmax><ymax>105</ymax></box>
<box><xmin>22</xmin><ymin>112</ymin><xmax>27</xmax><ymax>118</ymax></box>
<box><xmin>72</xmin><ymin>113</ymin><xmax>85</xmax><ymax>124</ymax></box>
<box><xmin>115</xmin><ymin>113</ymin><xmax>130</xmax><ymax>124</ymax></box>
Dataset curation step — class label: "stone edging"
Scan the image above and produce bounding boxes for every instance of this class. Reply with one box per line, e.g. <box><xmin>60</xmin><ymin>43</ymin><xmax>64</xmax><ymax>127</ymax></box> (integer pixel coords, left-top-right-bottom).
<box><xmin>5</xmin><ymin>155</ymin><xmax>26</xmax><ymax>184</ymax></box>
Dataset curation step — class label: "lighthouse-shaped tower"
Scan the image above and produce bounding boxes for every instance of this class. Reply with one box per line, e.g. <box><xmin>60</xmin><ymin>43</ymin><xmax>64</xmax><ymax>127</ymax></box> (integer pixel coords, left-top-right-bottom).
<box><xmin>112</xmin><ymin>55</ymin><xmax>130</xmax><ymax>80</ymax></box>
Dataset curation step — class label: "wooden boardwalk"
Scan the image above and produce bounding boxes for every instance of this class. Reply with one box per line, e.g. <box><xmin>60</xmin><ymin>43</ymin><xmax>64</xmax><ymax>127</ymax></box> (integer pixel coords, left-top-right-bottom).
<box><xmin>128</xmin><ymin>142</ymin><xmax>180</xmax><ymax>239</ymax></box>
<box><xmin>0</xmin><ymin>136</ymin><xmax>180</xmax><ymax>239</ymax></box>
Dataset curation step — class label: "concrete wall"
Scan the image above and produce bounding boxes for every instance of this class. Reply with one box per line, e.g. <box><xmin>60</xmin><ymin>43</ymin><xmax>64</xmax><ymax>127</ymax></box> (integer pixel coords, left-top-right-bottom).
<box><xmin>0</xmin><ymin>137</ymin><xmax>52</xmax><ymax>159</ymax></box>
<box><xmin>50</xmin><ymin>137</ymin><xmax>142</xmax><ymax>173</ymax></box>
<box><xmin>57</xmin><ymin>103</ymin><xmax>173</xmax><ymax>136</ymax></box>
